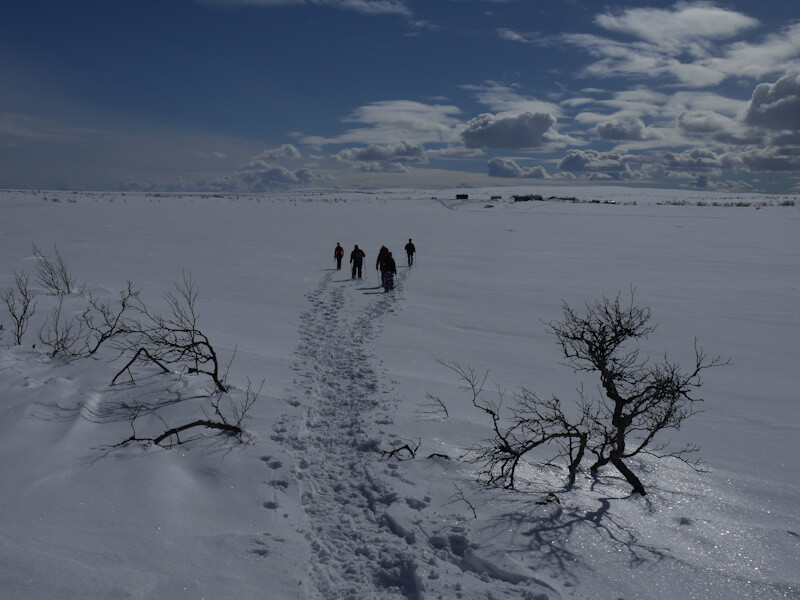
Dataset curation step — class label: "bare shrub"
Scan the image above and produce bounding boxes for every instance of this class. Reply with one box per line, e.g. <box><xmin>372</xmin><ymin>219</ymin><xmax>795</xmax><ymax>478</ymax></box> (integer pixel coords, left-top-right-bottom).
<box><xmin>2</xmin><ymin>270</ymin><xmax>37</xmax><ymax>345</ymax></box>
<box><xmin>454</xmin><ymin>292</ymin><xmax>726</xmax><ymax>496</ymax></box>
<box><xmin>442</xmin><ymin>361</ymin><xmax>588</xmax><ymax>491</ymax></box>
<box><xmin>32</xmin><ymin>243</ymin><xmax>78</xmax><ymax>296</ymax></box>
<box><xmin>115</xmin><ymin>378</ymin><xmax>263</xmax><ymax>448</ymax></box>
<box><xmin>81</xmin><ymin>281</ymin><xmax>139</xmax><ymax>355</ymax></box>
<box><xmin>38</xmin><ymin>296</ymin><xmax>87</xmax><ymax>358</ymax></box>
<box><xmin>121</xmin><ymin>272</ymin><xmax>227</xmax><ymax>392</ymax></box>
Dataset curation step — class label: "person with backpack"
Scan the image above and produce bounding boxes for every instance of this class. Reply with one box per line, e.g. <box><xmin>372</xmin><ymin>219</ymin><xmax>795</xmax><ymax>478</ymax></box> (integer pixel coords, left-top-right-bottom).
<box><xmin>404</xmin><ymin>238</ymin><xmax>416</xmax><ymax>266</ymax></box>
<box><xmin>350</xmin><ymin>245</ymin><xmax>366</xmax><ymax>279</ymax></box>
<box><xmin>382</xmin><ymin>251</ymin><xmax>397</xmax><ymax>291</ymax></box>
<box><xmin>376</xmin><ymin>245</ymin><xmax>389</xmax><ymax>286</ymax></box>
<box><xmin>334</xmin><ymin>243</ymin><xmax>344</xmax><ymax>270</ymax></box>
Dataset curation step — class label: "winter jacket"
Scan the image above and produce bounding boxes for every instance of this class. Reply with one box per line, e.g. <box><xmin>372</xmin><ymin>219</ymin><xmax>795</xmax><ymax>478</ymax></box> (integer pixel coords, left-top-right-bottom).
<box><xmin>350</xmin><ymin>247</ymin><xmax>365</xmax><ymax>266</ymax></box>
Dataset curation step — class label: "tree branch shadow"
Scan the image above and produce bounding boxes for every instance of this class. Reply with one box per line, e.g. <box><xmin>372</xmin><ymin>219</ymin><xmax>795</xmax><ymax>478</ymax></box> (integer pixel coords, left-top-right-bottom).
<box><xmin>484</xmin><ymin>475</ymin><xmax>670</xmax><ymax>584</ymax></box>
<box><xmin>29</xmin><ymin>372</ymin><xmax>207</xmax><ymax>425</ymax></box>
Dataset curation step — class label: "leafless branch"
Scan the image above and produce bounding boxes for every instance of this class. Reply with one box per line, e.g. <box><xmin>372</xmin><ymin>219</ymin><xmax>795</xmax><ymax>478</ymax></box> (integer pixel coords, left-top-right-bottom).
<box><xmin>32</xmin><ymin>243</ymin><xmax>78</xmax><ymax>296</ymax></box>
<box><xmin>114</xmin><ymin>378</ymin><xmax>262</xmax><ymax>448</ymax></box>
<box><xmin>381</xmin><ymin>438</ymin><xmax>421</xmax><ymax>460</ymax></box>
<box><xmin>419</xmin><ymin>392</ymin><xmax>449</xmax><ymax>419</ymax></box>
<box><xmin>38</xmin><ymin>296</ymin><xmax>86</xmax><ymax>357</ymax></box>
<box><xmin>445</xmin><ymin>484</ymin><xmax>477</xmax><ymax>519</ymax></box>
<box><xmin>81</xmin><ymin>281</ymin><xmax>139</xmax><ymax>355</ymax></box>
<box><xmin>2</xmin><ymin>270</ymin><xmax>37</xmax><ymax>345</ymax></box>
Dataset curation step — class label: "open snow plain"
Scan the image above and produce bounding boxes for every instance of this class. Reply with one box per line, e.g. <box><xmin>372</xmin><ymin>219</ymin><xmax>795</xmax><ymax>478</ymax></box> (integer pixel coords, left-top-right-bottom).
<box><xmin>0</xmin><ymin>187</ymin><xmax>798</xmax><ymax>599</ymax></box>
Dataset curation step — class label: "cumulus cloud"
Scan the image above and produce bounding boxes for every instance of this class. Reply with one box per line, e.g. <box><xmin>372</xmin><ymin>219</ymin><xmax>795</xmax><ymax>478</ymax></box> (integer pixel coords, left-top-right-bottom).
<box><xmin>559</xmin><ymin>149</ymin><xmax>628</xmax><ymax>171</ymax></box>
<box><xmin>663</xmin><ymin>148</ymin><xmax>726</xmax><ymax>172</ymax></box>
<box><xmin>734</xmin><ymin>147</ymin><xmax>800</xmax><ymax>172</ymax></box>
<box><xmin>677</xmin><ymin>110</ymin><xmax>732</xmax><ymax>133</ymax></box>
<box><xmin>744</xmin><ymin>72</ymin><xmax>800</xmax><ymax>130</ymax></box>
<box><xmin>336</xmin><ymin>141</ymin><xmax>426</xmax><ymax>164</ymax></box>
<box><xmin>462</xmin><ymin>112</ymin><xmax>557</xmax><ymax>149</ymax></box>
<box><xmin>596</xmin><ymin>117</ymin><xmax>661</xmax><ymax>141</ymax></box>
<box><xmin>557</xmin><ymin>149</ymin><xmax>644</xmax><ymax>179</ymax></box>
<box><xmin>487</xmin><ymin>157</ymin><xmax>548</xmax><ymax>179</ymax></box>
<box><xmin>238</xmin><ymin>159</ymin><xmax>318</xmax><ymax>190</ymax></box>
<box><xmin>712</xmin><ymin>130</ymin><xmax>765</xmax><ymax>146</ymax></box>
<box><xmin>256</xmin><ymin>144</ymin><xmax>302</xmax><ymax>159</ymax></box>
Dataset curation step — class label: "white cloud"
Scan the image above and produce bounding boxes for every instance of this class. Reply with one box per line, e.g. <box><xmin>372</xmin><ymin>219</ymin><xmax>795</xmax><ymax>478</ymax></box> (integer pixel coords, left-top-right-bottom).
<box><xmin>497</xmin><ymin>28</ymin><xmax>530</xmax><ymax>43</ymax></box>
<box><xmin>595</xmin><ymin>4</ymin><xmax>758</xmax><ymax>52</ymax></box>
<box><xmin>596</xmin><ymin>117</ymin><xmax>661</xmax><ymax>141</ymax></box>
<box><xmin>496</xmin><ymin>28</ymin><xmax>554</xmax><ymax>47</ymax></box>
<box><xmin>354</xmin><ymin>161</ymin><xmax>409</xmax><ymax>173</ymax></box>
<box><xmin>663</xmin><ymin>148</ymin><xmax>726</xmax><ymax>172</ymax></box>
<box><xmin>673</xmin><ymin>109</ymin><xmax>764</xmax><ymax>146</ymax></box>
<box><xmin>564</xmin><ymin>6</ymin><xmax>800</xmax><ymax>87</ymax></box>
<box><xmin>462</xmin><ymin>112</ymin><xmax>557</xmax><ymax>149</ymax></box>
<box><xmin>744</xmin><ymin>72</ymin><xmax>800</xmax><ymax>131</ymax></box>
<box><xmin>487</xmin><ymin>157</ymin><xmax>548</xmax><ymax>179</ymax></box>
<box><xmin>463</xmin><ymin>81</ymin><xmax>563</xmax><ymax>116</ymax></box>
<box><xmin>302</xmin><ymin>100</ymin><xmax>462</xmax><ymax>147</ymax></box>
<box><xmin>712</xmin><ymin>23</ymin><xmax>800</xmax><ymax>80</ymax></box>
<box><xmin>734</xmin><ymin>147</ymin><xmax>800</xmax><ymax>172</ymax></box>
<box><xmin>335</xmin><ymin>141</ymin><xmax>427</xmax><ymax>164</ymax></box>
<box><xmin>238</xmin><ymin>159</ymin><xmax>318</xmax><ymax>189</ymax></box>
<box><xmin>665</xmin><ymin>91</ymin><xmax>748</xmax><ymax>118</ymax></box>
<box><xmin>196</xmin><ymin>0</ymin><xmax>411</xmax><ymax>17</ymax></box>
<box><xmin>256</xmin><ymin>144</ymin><xmax>302</xmax><ymax>159</ymax></box>
<box><xmin>426</xmin><ymin>145</ymin><xmax>484</xmax><ymax>159</ymax></box>
<box><xmin>557</xmin><ymin>148</ymin><xmax>645</xmax><ymax>180</ymax></box>
<box><xmin>677</xmin><ymin>110</ymin><xmax>731</xmax><ymax>133</ymax></box>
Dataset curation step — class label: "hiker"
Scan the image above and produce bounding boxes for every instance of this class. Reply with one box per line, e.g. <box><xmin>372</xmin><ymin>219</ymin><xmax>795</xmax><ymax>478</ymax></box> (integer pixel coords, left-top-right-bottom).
<box><xmin>404</xmin><ymin>238</ymin><xmax>416</xmax><ymax>266</ymax></box>
<box><xmin>334</xmin><ymin>243</ymin><xmax>344</xmax><ymax>270</ymax></box>
<box><xmin>350</xmin><ymin>245</ymin><xmax>366</xmax><ymax>279</ymax></box>
<box><xmin>382</xmin><ymin>251</ymin><xmax>397</xmax><ymax>291</ymax></box>
<box><xmin>376</xmin><ymin>246</ymin><xmax>389</xmax><ymax>286</ymax></box>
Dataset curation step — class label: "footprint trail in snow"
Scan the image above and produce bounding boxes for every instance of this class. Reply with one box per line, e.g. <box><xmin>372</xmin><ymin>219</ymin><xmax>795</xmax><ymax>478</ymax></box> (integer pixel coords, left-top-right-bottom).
<box><xmin>288</xmin><ymin>270</ymin><xmax>423</xmax><ymax>599</ymax></box>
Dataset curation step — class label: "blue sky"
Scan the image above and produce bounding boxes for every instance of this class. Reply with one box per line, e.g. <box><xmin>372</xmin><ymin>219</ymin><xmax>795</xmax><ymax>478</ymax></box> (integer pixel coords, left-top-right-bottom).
<box><xmin>2</xmin><ymin>0</ymin><xmax>799</xmax><ymax>193</ymax></box>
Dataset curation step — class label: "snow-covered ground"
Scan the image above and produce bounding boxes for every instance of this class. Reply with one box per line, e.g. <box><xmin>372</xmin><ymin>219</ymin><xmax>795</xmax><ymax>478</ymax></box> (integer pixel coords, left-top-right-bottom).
<box><xmin>0</xmin><ymin>186</ymin><xmax>798</xmax><ymax>599</ymax></box>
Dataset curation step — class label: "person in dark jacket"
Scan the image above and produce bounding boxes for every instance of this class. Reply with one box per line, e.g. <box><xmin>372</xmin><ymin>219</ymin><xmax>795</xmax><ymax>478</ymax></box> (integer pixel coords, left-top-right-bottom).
<box><xmin>376</xmin><ymin>245</ymin><xmax>389</xmax><ymax>286</ymax></box>
<box><xmin>334</xmin><ymin>243</ymin><xmax>344</xmax><ymax>270</ymax></box>
<box><xmin>350</xmin><ymin>245</ymin><xmax>366</xmax><ymax>279</ymax></box>
<box><xmin>382</xmin><ymin>251</ymin><xmax>397</xmax><ymax>291</ymax></box>
<box><xmin>404</xmin><ymin>238</ymin><xmax>416</xmax><ymax>266</ymax></box>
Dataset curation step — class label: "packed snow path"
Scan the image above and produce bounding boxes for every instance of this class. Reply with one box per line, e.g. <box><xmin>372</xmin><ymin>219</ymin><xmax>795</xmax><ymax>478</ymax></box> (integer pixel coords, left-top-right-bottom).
<box><xmin>287</xmin><ymin>268</ymin><xmax>424</xmax><ymax>599</ymax></box>
<box><xmin>278</xmin><ymin>268</ymin><xmax>563</xmax><ymax>600</ymax></box>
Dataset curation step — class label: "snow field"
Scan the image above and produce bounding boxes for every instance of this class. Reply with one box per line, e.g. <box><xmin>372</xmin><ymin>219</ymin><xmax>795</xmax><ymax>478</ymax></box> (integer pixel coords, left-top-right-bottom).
<box><xmin>0</xmin><ymin>188</ymin><xmax>798</xmax><ymax>599</ymax></box>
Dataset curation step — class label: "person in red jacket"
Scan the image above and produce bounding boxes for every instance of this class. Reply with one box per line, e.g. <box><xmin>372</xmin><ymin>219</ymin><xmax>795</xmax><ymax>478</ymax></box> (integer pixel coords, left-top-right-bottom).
<box><xmin>334</xmin><ymin>243</ymin><xmax>344</xmax><ymax>270</ymax></box>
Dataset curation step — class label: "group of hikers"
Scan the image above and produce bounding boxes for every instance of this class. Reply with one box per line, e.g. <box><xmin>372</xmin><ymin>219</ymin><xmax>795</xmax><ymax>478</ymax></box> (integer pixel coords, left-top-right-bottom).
<box><xmin>333</xmin><ymin>239</ymin><xmax>416</xmax><ymax>291</ymax></box>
